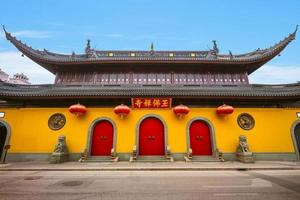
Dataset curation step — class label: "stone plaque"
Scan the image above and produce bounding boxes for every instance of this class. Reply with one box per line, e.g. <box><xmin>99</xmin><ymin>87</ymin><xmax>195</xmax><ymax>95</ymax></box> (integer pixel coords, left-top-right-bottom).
<box><xmin>48</xmin><ymin>113</ymin><xmax>66</xmax><ymax>131</ymax></box>
<box><xmin>237</xmin><ymin>113</ymin><xmax>255</xmax><ymax>130</ymax></box>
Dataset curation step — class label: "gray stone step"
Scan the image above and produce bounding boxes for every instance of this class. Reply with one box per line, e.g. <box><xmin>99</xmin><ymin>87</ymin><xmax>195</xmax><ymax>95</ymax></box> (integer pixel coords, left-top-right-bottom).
<box><xmin>134</xmin><ymin>156</ymin><xmax>171</xmax><ymax>162</ymax></box>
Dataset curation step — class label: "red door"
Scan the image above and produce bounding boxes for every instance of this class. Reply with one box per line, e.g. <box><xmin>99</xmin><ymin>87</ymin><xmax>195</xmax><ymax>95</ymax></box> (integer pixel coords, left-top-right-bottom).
<box><xmin>139</xmin><ymin>117</ymin><xmax>165</xmax><ymax>155</ymax></box>
<box><xmin>189</xmin><ymin>120</ymin><xmax>212</xmax><ymax>155</ymax></box>
<box><xmin>91</xmin><ymin>120</ymin><xmax>114</xmax><ymax>156</ymax></box>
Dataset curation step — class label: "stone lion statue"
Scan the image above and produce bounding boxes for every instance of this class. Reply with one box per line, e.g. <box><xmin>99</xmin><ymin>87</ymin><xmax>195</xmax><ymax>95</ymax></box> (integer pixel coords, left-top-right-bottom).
<box><xmin>50</xmin><ymin>135</ymin><xmax>68</xmax><ymax>163</ymax></box>
<box><xmin>236</xmin><ymin>135</ymin><xmax>254</xmax><ymax>163</ymax></box>
<box><xmin>237</xmin><ymin>135</ymin><xmax>249</xmax><ymax>153</ymax></box>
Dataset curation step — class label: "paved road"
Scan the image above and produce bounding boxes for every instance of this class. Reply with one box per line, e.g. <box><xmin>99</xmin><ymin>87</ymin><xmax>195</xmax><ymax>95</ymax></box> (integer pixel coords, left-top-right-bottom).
<box><xmin>0</xmin><ymin>170</ymin><xmax>299</xmax><ymax>200</ymax></box>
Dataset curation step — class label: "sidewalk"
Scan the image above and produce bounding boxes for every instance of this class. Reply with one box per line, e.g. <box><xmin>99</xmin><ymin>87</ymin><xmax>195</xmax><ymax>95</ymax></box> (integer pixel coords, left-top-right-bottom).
<box><xmin>0</xmin><ymin>161</ymin><xmax>300</xmax><ymax>171</ymax></box>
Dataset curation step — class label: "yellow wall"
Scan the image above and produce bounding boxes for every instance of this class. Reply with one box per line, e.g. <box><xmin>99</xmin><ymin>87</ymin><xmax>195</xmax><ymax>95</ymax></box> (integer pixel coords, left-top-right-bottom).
<box><xmin>0</xmin><ymin>107</ymin><xmax>299</xmax><ymax>153</ymax></box>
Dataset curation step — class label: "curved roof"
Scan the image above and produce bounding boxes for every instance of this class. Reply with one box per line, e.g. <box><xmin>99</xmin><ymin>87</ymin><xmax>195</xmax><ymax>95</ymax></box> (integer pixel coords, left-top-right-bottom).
<box><xmin>3</xmin><ymin>26</ymin><xmax>297</xmax><ymax>74</ymax></box>
<box><xmin>0</xmin><ymin>82</ymin><xmax>299</xmax><ymax>100</ymax></box>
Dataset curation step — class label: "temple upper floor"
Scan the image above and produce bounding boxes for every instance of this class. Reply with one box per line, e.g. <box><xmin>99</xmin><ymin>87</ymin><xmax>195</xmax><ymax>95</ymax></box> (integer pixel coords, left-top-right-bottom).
<box><xmin>55</xmin><ymin>72</ymin><xmax>248</xmax><ymax>85</ymax></box>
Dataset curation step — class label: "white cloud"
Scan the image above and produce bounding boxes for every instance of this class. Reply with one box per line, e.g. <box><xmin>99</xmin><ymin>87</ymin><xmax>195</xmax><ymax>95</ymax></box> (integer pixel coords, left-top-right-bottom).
<box><xmin>104</xmin><ymin>33</ymin><xmax>124</xmax><ymax>38</ymax></box>
<box><xmin>12</xmin><ymin>30</ymin><xmax>55</xmax><ymax>39</ymax></box>
<box><xmin>0</xmin><ymin>51</ymin><xmax>54</xmax><ymax>84</ymax></box>
<box><xmin>249</xmin><ymin>65</ymin><xmax>300</xmax><ymax>84</ymax></box>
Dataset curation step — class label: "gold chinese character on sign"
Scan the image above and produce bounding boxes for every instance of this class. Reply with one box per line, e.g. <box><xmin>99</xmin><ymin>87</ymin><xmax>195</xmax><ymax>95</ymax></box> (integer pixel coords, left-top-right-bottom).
<box><xmin>143</xmin><ymin>99</ymin><xmax>152</xmax><ymax>107</ymax></box>
<box><xmin>134</xmin><ymin>99</ymin><xmax>143</xmax><ymax>108</ymax></box>
<box><xmin>161</xmin><ymin>99</ymin><xmax>169</xmax><ymax>107</ymax></box>
<box><xmin>153</xmin><ymin>99</ymin><xmax>161</xmax><ymax>107</ymax></box>
<box><xmin>132</xmin><ymin>98</ymin><xmax>171</xmax><ymax>108</ymax></box>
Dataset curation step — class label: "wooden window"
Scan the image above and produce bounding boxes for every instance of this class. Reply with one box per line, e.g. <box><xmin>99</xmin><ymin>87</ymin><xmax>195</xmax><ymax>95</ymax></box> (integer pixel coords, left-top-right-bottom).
<box><xmin>195</xmin><ymin>74</ymin><xmax>202</xmax><ymax>84</ymax></box>
<box><xmin>179</xmin><ymin>74</ymin><xmax>186</xmax><ymax>84</ymax></box>
<box><xmin>174</xmin><ymin>73</ymin><xmax>179</xmax><ymax>84</ymax></box>
<box><xmin>101</xmin><ymin>74</ymin><xmax>109</xmax><ymax>84</ymax></box>
<box><xmin>139</xmin><ymin>74</ymin><xmax>147</xmax><ymax>84</ymax></box>
<box><xmin>133</xmin><ymin>74</ymin><xmax>138</xmax><ymax>84</ymax></box>
<box><xmin>166</xmin><ymin>74</ymin><xmax>172</xmax><ymax>84</ymax></box>
<box><xmin>157</xmin><ymin>74</ymin><xmax>165</xmax><ymax>84</ymax></box>
<box><xmin>187</xmin><ymin>74</ymin><xmax>195</xmax><ymax>84</ymax></box>
<box><xmin>96</xmin><ymin>73</ymin><xmax>102</xmax><ymax>83</ymax></box>
<box><xmin>148</xmin><ymin>74</ymin><xmax>156</xmax><ymax>84</ymax></box>
<box><xmin>202</xmin><ymin>74</ymin><xmax>209</xmax><ymax>84</ymax></box>
<box><xmin>125</xmin><ymin>73</ymin><xmax>131</xmax><ymax>84</ymax></box>
<box><xmin>109</xmin><ymin>74</ymin><xmax>117</xmax><ymax>84</ymax></box>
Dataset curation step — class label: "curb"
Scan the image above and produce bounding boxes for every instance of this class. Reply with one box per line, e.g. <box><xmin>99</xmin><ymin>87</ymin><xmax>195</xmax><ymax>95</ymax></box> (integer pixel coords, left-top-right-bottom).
<box><xmin>0</xmin><ymin>167</ymin><xmax>297</xmax><ymax>171</ymax></box>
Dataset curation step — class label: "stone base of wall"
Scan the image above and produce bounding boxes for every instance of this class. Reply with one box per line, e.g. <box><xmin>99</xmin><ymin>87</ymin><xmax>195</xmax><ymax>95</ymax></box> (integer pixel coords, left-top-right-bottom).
<box><xmin>223</xmin><ymin>152</ymin><xmax>297</xmax><ymax>161</ymax></box>
<box><xmin>5</xmin><ymin>152</ymin><xmax>297</xmax><ymax>162</ymax></box>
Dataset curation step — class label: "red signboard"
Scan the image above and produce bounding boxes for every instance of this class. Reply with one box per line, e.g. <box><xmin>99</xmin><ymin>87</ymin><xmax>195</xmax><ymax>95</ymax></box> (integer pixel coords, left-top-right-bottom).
<box><xmin>131</xmin><ymin>98</ymin><xmax>172</xmax><ymax>109</ymax></box>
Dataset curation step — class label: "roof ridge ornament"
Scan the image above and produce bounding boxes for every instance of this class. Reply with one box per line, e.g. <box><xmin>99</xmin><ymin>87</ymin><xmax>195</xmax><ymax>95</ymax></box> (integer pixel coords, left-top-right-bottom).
<box><xmin>229</xmin><ymin>50</ymin><xmax>233</xmax><ymax>59</ymax></box>
<box><xmin>2</xmin><ymin>25</ymin><xmax>11</xmax><ymax>39</ymax></box>
<box><xmin>149</xmin><ymin>42</ymin><xmax>155</xmax><ymax>55</ymax></box>
<box><xmin>212</xmin><ymin>40</ymin><xmax>219</xmax><ymax>54</ymax></box>
<box><xmin>289</xmin><ymin>25</ymin><xmax>298</xmax><ymax>40</ymax></box>
<box><xmin>85</xmin><ymin>39</ymin><xmax>91</xmax><ymax>54</ymax></box>
<box><xmin>2</xmin><ymin>25</ymin><xmax>7</xmax><ymax>34</ymax></box>
<box><xmin>85</xmin><ymin>39</ymin><xmax>98</xmax><ymax>58</ymax></box>
<box><xmin>293</xmin><ymin>25</ymin><xmax>298</xmax><ymax>35</ymax></box>
<box><xmin>150</xmin><ymin>42</ymin><xmax>154</xmax><ymax>51</ymax></box>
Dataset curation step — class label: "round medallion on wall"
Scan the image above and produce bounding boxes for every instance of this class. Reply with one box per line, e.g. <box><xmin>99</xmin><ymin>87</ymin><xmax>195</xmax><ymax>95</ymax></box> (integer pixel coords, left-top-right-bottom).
<box><xmin>48</xmin><ymin>113</ymin><xmax>66</xmax><ymax>130</ymax></box>
<box><xmin>237</xmin><ymin>113</ymin><xmax>255</xmax><ymax>130</ymax></box>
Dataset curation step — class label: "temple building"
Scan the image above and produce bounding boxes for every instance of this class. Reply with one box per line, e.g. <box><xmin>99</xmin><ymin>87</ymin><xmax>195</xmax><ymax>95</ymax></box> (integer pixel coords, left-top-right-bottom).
<box><xmin>0</xmin><ymin>26</ymin><xmax>299</xmax><ymax>163</ymax></box>
<box><xmin>8</xmin><ymin>73</ymin><xmax>30</xmax><ymax>85</ymax></box>
<box><xmin>0</xmin><ymin>69</ymin><xmax>9</xmax><ymax>82</ymax></box>
<box><xmin>0</xmin><ymin>68</ymin><xmax>30</xmax><ymax>85</ymax></box>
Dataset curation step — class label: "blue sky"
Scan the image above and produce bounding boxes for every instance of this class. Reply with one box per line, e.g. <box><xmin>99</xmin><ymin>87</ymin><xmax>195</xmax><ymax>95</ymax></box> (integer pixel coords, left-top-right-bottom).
<box><xmin>0</xmin><ymin>0</ymin><xmax>299</xmax><ymax>84</ymax></box>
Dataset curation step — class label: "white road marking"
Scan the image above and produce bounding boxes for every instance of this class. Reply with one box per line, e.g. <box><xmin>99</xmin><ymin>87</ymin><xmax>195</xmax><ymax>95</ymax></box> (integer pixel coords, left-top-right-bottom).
<box><xmin>204</xmin><ymin>178</ymin><xmax>272</xmax><ymax>188</ymax></box>
<box><xmin>214</xmin><ymin>193</ymin><xmax>259</xmax><ymax>196</ymax></box>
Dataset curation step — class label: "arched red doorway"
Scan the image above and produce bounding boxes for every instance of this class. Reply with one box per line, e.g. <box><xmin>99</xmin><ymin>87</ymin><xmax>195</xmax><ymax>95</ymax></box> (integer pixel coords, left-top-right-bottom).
<box><xmin>189</xmin><ymin>120</ymin><xmax>212</xmax><ymax>155</ymax></box>
<box><xmin>91</xmin><ymin>120</ymin><xmax>114</xmax><ymax>156</ymax></box>
<box><xmin>293</xmin><ymin>123</ymin><xmax>300</xmax><ymax>159</ymax></box>
<box><xmin>139</xmin><ymin>117</ymin><xmax>165</xmax><ymax>156</ymax></box>
<box><xmin>0</xmin><ymin>123</ymin><xmax>8</xmax><ymax>160</ymax></box>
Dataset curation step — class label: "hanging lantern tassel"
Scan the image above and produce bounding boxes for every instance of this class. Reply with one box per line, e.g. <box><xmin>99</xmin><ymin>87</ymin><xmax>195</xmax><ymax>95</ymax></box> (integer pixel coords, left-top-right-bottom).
<box><xmin>216</xmin><ymin>104</ymin><xmax>234</xmax><ymax>115</ymax></box>
<box><xmin>173</xmin><ymin>104</ymin><xmax>190</xmax><ymax>119</ymax></box>
<box><xmin>114</xmin><ymin>104</ymin><xmax>130</xmax><ymax>119</ymax></box>
<box><xmin>69</xmin><ymin>103</ymin><xmax>87</xmax><ymax>116</ymax></box>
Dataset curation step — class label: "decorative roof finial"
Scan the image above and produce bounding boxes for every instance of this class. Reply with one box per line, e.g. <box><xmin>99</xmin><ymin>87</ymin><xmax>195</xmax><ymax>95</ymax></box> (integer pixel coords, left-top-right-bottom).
<box><xmin>2</xmin><ymin>25</ymin><xmax>10</xmax><ymax>39</ymax></box>
<box><xmin>150</xmin><ymin>42</ymin><xmax>154</xmax><ymax>51</ymax></box>
<box><xmin>290</xmin><ymin>25</ymin><xmax>298</xmax><ymax>40</ymax></box>
<box><xmin>85</xmin><ymin>39</ymin><xmax>91</xmax><ymax>54</ymax></box>
<box><xmin>294</xmin><ymin>25</ymin><xmax>298</xmax><ymax>35</ymax></box>
<box><xmin>229</xmin><ymin>50</ymin><xmax>233</xmax><ymax>59</ymax></box>
<box><xmin>2</xmin><ymin>25</ymin><xmax>7</xmax><ymax>34</ymax></box>
<box><xmin>212</xmin><ymin>40</ymin><xmax>219</xmax><ymax>54</ymax></box>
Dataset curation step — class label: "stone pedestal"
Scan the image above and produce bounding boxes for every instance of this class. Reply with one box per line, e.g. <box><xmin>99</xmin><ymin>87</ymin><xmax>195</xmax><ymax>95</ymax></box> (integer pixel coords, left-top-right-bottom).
<box><xmin>237</xmin><ymin>152</ymin><xmax>254</xmax><ymax>163</ymax></box>
<box><xmin>236</xmin><ymin>135</ymin><xmax>254</xmax><ymax>163</ymax></box>
<box><xmin>50</xmin><ymin>135</ymin><xmax>69</xmax><ymax>164</ymax></box>
<box><xmin>50</xmin><ymin>152</ymin><xmax>69</xmax><ymax>164</ymax></box>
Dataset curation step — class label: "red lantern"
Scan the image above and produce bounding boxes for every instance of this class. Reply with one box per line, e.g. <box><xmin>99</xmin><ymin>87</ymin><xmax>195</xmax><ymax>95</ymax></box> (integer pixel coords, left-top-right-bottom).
<box><xmin>173</xmin><ymin>104</ymin><xmax>190</xmax><ymax>118</ymax></box>
<box><xmin>114</xmin><ymin>104</ymin><xmax>130</xmax><ymax>119</ymax></box>
<box><xmin>69</xmin><ymin>103</ymin><xmax>87</xmax><ymax>116</ymax></box>
<box><xmin>216</xmin><ymin>104</ymin><xmax>234</xmax><ymax>115</ymax></box>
